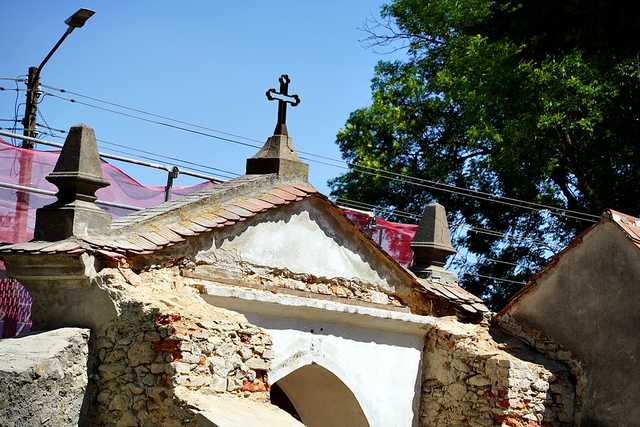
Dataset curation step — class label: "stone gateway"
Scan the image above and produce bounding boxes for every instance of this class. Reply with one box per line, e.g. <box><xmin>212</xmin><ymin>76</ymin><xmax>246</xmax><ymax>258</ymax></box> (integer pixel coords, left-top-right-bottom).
<box><xmin>0</xmin><ymin>113</ymin><xmax>585</xmax><ymax>426</ymax></box>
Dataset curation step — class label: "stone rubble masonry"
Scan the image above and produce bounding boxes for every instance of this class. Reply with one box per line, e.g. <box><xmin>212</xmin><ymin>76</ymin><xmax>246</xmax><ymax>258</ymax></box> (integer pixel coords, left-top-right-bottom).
<box><xmin>181</xmin><ymin>260</ymin><xmax>406</xmax><ymax>310</ymax></box>
<box><xmin>420</xmin><ymin>318</ymin><xmax>575</xmax><ymax>427</ymax></box>
<box><xmin>495</xmin><ymin>313</ymin><xmax>586</xmax><ymax>425</ymax></box>
<box><xmin>88</xmin><ymin>266</ymin><xmax>276</xmax><ymax>426</ymax></box>
<box><xmin>0</xmin><ymin>327</ymin><xmax>91</xmax><ymax>427</ymax></box>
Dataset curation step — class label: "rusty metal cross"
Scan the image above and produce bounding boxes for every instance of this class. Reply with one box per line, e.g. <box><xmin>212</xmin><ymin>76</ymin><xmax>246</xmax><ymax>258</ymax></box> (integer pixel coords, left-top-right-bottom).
<box><xmin>266</xmin><ymin>74</ymin><xmax>300</xmax><ymax>136</ymax></box>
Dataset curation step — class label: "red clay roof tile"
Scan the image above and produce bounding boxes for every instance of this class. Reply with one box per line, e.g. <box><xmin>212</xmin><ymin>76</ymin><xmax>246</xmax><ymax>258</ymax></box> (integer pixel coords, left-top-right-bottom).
<box><xmin>139</xmin><ymin>232</ymin><xmax>171</xmax><ymax>247</ymax></box>
<box><xmin>244</xmin><ymin>198</ymin><xmax>274</xmax><ymax>210</ymax></box>
<box><xmin>270</xmin><ymin>188</ymin><xmax>298</xmax><ymax>202</ymax></box>
<box><xmin>152</xmin><ymin>228</ymin><xmax>185</xmax><ymax>243</ymax></box>
<box><xmin>183</xmin><ymin>221</ymin><xmax>208</xmax><ymax>233</ymax></box>
<box><xmin>190</xmin><ymin>217</ymin><xmax>220</xmax><ymax>228</ymax></box>
<box><xmin>290</xmin><ymin>183</ymin><xmax>318</xmax><ymax>194</ymax></box>
<box><xmin>278</xmin><ymin>185</ymin><xmax>306</xmax><ymax>197</ymax></box>
<box><xmin>224</xmin><ymin>205</ymin><xmax>254</xmax><ymax>218</ymax></box>
<box><xmin>167</xmin><ymin>223</ymin><xmax>197</xmax><ymax>237</ymax></box>
<box><xmin>233</xmin><ymin>200</ymin><xmax>266</xmax><ymax>213</ymax></box>
<box><xmin>216</xmin><ymin>209</ymin><xmax>241</xmax><ymax>221</ymax></box>
<box><xmin>256</xmin><ymin>193</ymin><xmax>286</xmax><ymax>206</ymax></box>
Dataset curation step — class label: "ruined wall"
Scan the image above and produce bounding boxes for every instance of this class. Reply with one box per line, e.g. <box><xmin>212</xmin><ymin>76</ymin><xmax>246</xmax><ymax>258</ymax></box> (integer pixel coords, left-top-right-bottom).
<box><xmin>420</xmin><ymin>319</ymin><xmax>574</xmax><ymax>427</ymax></box>
<box><xmin>0</xmin><ymin>328</ymin><xmax>90</xmax><ymax>426</ymax></box>
<box><xmin>89</xmin><ymin>267</ymin><xmax>276</xmax><ymax>426</ymax></box>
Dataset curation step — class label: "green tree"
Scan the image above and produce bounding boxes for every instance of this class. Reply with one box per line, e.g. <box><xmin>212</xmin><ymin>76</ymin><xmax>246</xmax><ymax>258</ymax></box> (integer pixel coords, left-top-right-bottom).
<box><xmin>330</xmin><ymin>0</ymin><xmax>640</xmax><ymax>309</ymax></box>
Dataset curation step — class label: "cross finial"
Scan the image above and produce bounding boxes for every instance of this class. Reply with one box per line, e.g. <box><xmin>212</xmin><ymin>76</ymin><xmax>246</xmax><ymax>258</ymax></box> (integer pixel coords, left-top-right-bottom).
<box><xmin>266</xmin><ymin>74</ymin><xmax>300</xmax><ymax>136</ymax></box>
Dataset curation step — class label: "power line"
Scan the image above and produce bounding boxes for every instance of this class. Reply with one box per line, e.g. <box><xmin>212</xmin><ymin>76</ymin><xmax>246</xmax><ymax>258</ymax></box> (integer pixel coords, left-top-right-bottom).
<box><xmin>40</xmin><ymin>82</ymin><xmax>266</xmax><ymax>145</ymax></box>
<box><xmin>39</xmin><ymin>83</ymin><xmax>599</xmax><ymax>222</ymax></box>
<box><xmin>36</xmin><ymin>123</ymin><xmax>240</xmax><ymax>179</ymax></box>
<box><xmin>337</xmin><ymin>198</ymin><xmax>530</xmax><ymax>285</ymax></box>
<box><xmin>336</xmin><ymin>197</ymin><xmax>558</xmax><ymax>248</ymax></box>
<box><xmin>43</xmin><ymin>91</ymin><xmax>264</xmax><ymax>150</ymax></box>
<box><xmin>474</xmin><ymin>274</ymin><xmax>526</xmax><ymax>285</ymax></box>
<box><xmin>44</xmin><ymin>132</ymin><xmax>237</xmax><ymax>181</ymax></box>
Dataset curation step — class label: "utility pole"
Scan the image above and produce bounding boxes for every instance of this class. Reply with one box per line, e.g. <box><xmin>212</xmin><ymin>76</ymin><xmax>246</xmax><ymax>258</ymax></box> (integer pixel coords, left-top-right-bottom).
<box><xmin>21</xmin><ymin>67</ymin><xmax>39</xmax><ymax>146</ymax></box>
<box><xmin>20</xmin><ymin>9</ymin><xmax>94</xmax><ymax>146</ymax></box>
<box><xmin>14</xmin><ymin>8</ymin><xmax>95</xmax><ymax>242</ymax></box>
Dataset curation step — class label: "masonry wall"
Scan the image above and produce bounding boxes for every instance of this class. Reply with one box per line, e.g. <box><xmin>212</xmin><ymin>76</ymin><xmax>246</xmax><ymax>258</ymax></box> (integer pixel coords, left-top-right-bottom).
<box><xmin>420</xmin><ymin>319</ymin><xmax>574</xmax><ymax>427</ymax></box>
<box><xmin>88</xmin><ymin>267</ymin><xmax>275</xmax><ymax>426</ymax></box>
<box><xmin>500</xmin><ymin>222</ymin><xmax>640</xmax><ymax>426</ymax></box>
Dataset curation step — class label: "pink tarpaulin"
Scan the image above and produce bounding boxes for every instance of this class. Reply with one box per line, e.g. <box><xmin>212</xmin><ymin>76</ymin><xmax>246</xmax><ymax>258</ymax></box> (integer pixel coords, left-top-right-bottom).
<box><xmin>0</xmin><ymin>138</ymin><xmax>212</xmax><ymax>244</ymax></box>
<box><xmin>0</xmin><ymin>138</ymin><xmax>417</xmax><ymax>337</ymax></box>
<box><xmin>0</xmin><ymin>138</ymin><xmax>212</xmax><ymax>337</ymax></box>
<box><xmin>342</xmin><ymin>209</ymin><xmax>417</xmax><ymax>267</ymax></box>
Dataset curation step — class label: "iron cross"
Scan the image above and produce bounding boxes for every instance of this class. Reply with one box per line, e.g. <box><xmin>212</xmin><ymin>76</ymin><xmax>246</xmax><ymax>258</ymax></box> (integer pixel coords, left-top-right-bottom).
<box><xmin>266</xmin><ymin>74</ymin><xmax>300</xmax><ymax>136</ymax></box>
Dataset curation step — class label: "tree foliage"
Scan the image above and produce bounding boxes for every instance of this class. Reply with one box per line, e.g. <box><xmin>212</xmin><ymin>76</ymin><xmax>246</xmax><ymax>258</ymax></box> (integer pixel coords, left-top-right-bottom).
<box><xmin>330</xmin><ymin>0</ymin><xmax>640</xmax><ymax>309</ymax></box>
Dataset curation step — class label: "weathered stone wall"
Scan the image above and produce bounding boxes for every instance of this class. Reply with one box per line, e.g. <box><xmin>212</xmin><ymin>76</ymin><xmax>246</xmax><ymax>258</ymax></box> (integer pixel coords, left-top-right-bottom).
<box><xmin>88</xmin><ymin>267</ymin><xmax>275</xmax><ymax>426</ymax></box>
<box><xmin>182</xmin><ymin>262</ymin><xmax>406</xmax><ymax>309</ymax></box>
<box><xmin>496</xmin><ymin>313</ymin><xmax>586</xmax><ymax>425</ymax></box>
<box><xmin>0</xmin><ymin>327</ymin><xmax>91</xmax><ymax>426</ymax></box>
<box><xmin>420</xmin><ymin>319</ymin><xmax>575</xmax><ymax>427</ymax></box>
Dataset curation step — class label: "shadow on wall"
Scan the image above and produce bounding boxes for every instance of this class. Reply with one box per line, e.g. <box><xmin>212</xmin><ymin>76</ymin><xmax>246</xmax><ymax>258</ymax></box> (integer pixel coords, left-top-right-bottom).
<box><xmin>271</xmin><ymin>362</ymin><xmax>370</xmax><ymax>427</ymax></box>
<box><xmin>488</xmin><ymin>325</ymin><xmax>576</xmax><ymax>425</ymax></box>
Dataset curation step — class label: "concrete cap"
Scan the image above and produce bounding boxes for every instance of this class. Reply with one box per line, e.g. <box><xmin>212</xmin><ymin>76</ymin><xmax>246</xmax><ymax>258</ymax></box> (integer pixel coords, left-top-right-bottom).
<box><xmin>410</xmin><ymin>203</ymin><xmax>456</xmax><ymax>273</ymax></box>
<box><xmin>46</xmin><ymin>124</ymin><xmax>109</xmax><ymax>192</ymax></box>
<box><xmin>246</xmin><ymin>134</ymin><xmax>309</xmax><ymax>181</ymax></box>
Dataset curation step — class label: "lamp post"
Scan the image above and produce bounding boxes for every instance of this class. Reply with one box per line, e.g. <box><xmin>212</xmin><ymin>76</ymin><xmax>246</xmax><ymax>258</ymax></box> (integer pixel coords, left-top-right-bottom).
<box><xmin>21</xmin><ymin>8</ymin><xmax>95</xmax><ymax>146</ymax></box>
<box><xmin>15</xmin><ymin>8</ymin><xmax>95</xmax><ymax>243</ymax></box>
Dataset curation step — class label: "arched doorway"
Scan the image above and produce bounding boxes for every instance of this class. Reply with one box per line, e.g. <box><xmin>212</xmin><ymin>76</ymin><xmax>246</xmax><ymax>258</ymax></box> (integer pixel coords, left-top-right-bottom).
<box><xmin>270</xmin><ymin>362</ymin><xmax>370</xmax><ymax>427</ymax></box>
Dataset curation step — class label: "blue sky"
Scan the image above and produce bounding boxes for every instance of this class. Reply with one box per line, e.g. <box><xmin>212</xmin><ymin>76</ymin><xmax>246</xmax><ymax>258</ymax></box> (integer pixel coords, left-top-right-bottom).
<box><xmin>0</xmin><ymin>1</ymin><xmax>401</xmax><ymax>193</ymax></box>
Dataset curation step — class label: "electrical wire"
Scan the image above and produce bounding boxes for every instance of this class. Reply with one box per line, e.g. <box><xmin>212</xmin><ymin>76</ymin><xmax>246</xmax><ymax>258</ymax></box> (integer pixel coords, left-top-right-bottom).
<box><xmin>336</xmin><ymin>197</ymin><xmax>559</xmax><ymax>250</ymax></box>
<box><xmin>43</xmin><ymin>91</ymin><xmax>264</xmax><ymax>150</ymax></box>
<box><xmin>36</xmin><ymin>123</ymin><xmax>240</xmax><ymax>179</ymax></box>
<box><xmin>37</xmin><ymin>124</ymin><xmax>241</xmax><ymax>177</ymax></box>
<box><xmin>45</xmin><ymin>133</ymin><xmax>237</xmax><ymax>181</ymax></box>
<box><xmin>474</xmin><ymin>274</ymin><xmax>526</xmax><ymax>285</ymax></box>
<box><xmin>38</xmin><ymin>83</ymin><xmax>600</xmax><ymax>222</ymax></box>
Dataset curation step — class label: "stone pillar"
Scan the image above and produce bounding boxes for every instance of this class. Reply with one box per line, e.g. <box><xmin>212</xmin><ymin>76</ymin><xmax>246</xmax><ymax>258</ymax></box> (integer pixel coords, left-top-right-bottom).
<box><xmin>34</xmin><ymin>123</ymin><xmax>111</xmax><ymax>241</ymax></box>
<box><xmin>410</xmin><ymin>203</ymin><xmax>456</xmax><ymax>281</ymax></box>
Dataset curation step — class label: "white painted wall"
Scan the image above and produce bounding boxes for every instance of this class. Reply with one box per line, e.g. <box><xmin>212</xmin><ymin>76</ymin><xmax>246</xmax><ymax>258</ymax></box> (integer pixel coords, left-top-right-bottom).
<box><xmin>207</xmin><ymin>200</ymin><xmax>407</xmax><ymax>293</ymax></box>
<box><xmin>224</xmin><ymin>302</ymin><xmax>425</xmax><ymax>427</ymax></box>
<box><xmin>264</xmin><ymin>316</ymin><xmax>423</xmax><ymax>427</ymax></box>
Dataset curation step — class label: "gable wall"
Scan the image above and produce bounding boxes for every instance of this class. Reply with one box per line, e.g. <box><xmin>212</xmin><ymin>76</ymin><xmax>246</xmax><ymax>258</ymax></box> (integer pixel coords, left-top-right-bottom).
<box><xmin>504</xmin><ymin>222</ymin><xmax>640</xmax><ymax>426</ymax></box>
<box><xmin>172</xmin><ymin>198</ymin><xmax>415</xmax><ymax>301</ymax></box>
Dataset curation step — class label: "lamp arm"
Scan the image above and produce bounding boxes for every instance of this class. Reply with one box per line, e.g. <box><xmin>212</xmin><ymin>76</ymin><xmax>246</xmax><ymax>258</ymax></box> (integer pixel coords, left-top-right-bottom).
<box><xmin>36</xmin><ymin>26</ymin><xmax>75</xmax><ymax>76</ymax></box>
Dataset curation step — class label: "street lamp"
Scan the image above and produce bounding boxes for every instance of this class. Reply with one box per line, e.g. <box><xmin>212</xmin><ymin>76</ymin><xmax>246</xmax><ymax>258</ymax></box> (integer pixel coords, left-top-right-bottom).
<box><xmin>21</xmin><ymin>8</ymin><xmax>95</xmax><ymax>147</ymax></box>
<box><xmin>15</xmin><ymin>8</ymin><xmax>95</xmax><ymax>244</ymax></box>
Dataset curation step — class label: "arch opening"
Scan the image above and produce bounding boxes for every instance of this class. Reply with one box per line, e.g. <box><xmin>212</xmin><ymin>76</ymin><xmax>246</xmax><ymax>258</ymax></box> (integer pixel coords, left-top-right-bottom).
<box><xmin>270</xmin><ymin>362</ymin><xmax>370</xmax><ymax>427</ymax></box>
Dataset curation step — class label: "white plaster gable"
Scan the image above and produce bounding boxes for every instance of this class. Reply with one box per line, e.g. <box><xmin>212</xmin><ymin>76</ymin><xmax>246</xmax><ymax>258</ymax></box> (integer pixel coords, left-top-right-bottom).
<box><xmin>200</xmin><ymin>199</ymin><xmax>412</xmax><ymax>294</ymax></box>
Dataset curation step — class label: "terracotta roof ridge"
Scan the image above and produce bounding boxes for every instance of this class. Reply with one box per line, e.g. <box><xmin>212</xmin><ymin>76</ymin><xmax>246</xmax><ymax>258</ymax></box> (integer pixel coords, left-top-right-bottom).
<box><xmin>110</xmin><ymin>174</ymin><xmax>279</xmax><ymax>231</ymax></box>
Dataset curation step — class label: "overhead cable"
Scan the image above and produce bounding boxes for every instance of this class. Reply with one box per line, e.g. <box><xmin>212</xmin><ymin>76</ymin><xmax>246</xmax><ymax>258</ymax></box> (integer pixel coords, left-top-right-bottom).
<box><xmin>40</xmin><ymin>83</ymin><xmax>599</xmax><ymax>222</ymax></box>
<box><xmin>36</xmin><ymin>123</ymin><xmax>240</xmax><ymax>179</ymax></box>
